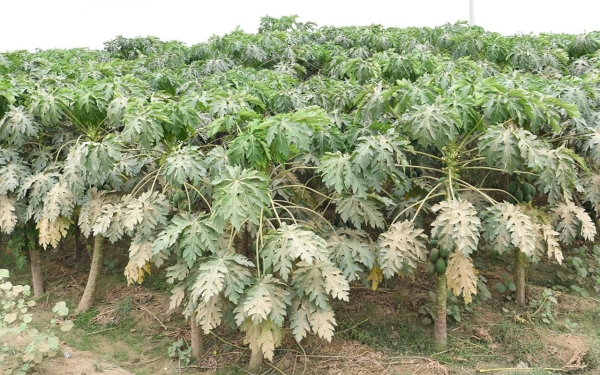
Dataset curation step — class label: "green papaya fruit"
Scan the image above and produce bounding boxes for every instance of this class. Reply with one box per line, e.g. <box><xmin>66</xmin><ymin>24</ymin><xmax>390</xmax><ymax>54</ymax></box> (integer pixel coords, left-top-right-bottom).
<box><xmin>514</xmin><ymin>189</ymin><xmax>524</xmax><ymax>202</ymax></box>
<box><xmin>439</xmin><ymin>247</ymin><xmax>449</xmax><ymax>259</ymax></box>
<box><xmin>435</xmin><ymin>258</ymin><xmax>446</xmax><ymax>274</ymax></box>
<box><xmin>430</xmin><ymin>248</ymin><xmax>440</xmax><ymax>263</ymax></box>
<box><xmin>523</xmin><ymin>193</ymin><xmax>532</xmax><ymax>203</ymax></box>
<box><xmin>430</xmin><ymin>238</ymin><xmax>439</xmax><ymax>246</ymax></box>
<box><xmin>173</xmin><ymin>193</ymin><xmax>181</xmax><ymax>205</ymax></box>
<box><xmin>511</xmin><ymin>173</ymin><xmax>519</xmax><ymax>182</ymax></box>
<box><xmin>427</xmin><ymin>262</ymin><xmax>436</xmax><ymax>276</ymax></box>
<box><xmin>523</xmin><ymin>183</ymin><xmax>535</xmax><ymax>196</ymax></box>
<box><xmin>508</xmin><ymin>182</ymin><xmax>517</xmax><ymax>195</ymax></box>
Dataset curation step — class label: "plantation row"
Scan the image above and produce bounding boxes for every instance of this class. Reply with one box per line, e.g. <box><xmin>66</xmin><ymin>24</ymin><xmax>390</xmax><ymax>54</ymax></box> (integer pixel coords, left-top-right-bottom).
<box><xmin>2</xmin><ymin>15</ymin><xmax>600</xmax><ymax>370</ymax></box>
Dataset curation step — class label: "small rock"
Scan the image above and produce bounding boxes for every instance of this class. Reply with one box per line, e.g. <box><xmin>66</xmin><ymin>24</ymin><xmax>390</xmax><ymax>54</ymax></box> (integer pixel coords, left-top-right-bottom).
<box><xmin>64</xmin><ymin>352</ymin><xmax>71</xmax><ymax>359</ymax></box>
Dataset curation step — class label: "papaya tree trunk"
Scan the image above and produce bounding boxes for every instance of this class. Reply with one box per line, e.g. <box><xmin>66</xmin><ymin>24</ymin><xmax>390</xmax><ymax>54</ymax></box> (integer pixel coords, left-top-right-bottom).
<box><xmin>29</xmin><ymin>245</ymin><xmax>44</xmax><ymax>297</ymax></box>
<box><xmin>73</xmin><ymin>225</ymin><xmax>80</xmax><ymax>260</ymax></box>
<box><xmin>190</xmin><ymin>317</ymin><xmax>203</xmax><ymax>360</ymax></box>
<box><xmin>248</xmin><ymin>347</ymin><xmax>263</xmax><ymax>369</ymax></box>
<box><xmin>77</xmin><ymin>235</ymin><xmax>103</xmax><ymax>313</ymax></box>
<box><xmin>433</xmin><ymin>273</ymin><xmax>447</xmax><ymax>350</ymax></box>
<box><xmin>514</xmin><ymin>249</ymin><xmax>527</xmax><ymax>306</ymax></box>
<box><xmin>239</xmin><ymin>226</ymin><xmax>250</xmax><ymax>257</ymax></box>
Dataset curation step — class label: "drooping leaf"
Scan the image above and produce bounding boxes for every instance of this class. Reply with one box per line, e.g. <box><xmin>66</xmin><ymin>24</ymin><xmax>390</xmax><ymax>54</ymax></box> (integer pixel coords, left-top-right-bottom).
<box><xmin>553</xmin><ymin>201</ymin><xmax>597</xmax><ymax>244</ymax></box>
<box><xmin>124</xmin><ymin>235</ymin><xmax>154</xmax><ymax>284</ymax></box>
<box><xmin>307</xmin><ymin>305</ymin><xmax>337</xmax><ymax>342</ymax></box>
<box><xmin>478</xmin><ymin>125</ymin><xmax>522</xmax><ymax>173</ymax></box>
<box><xmin>239</xmin><ymin>318</ymin><xmax>282</xmax><ymax>362</ymax></box>
<box><xmin>538</xmin><ymin>147</ymin><xmax>581</xmax><ymax>204</ymax></box>
<box><xmin>446</xmin><ymin>251</ymin><xmax>478</xmax><ymax>304</ymax></box>
<box><xmin>120</xmin><ymin>191</ymin><xmax>170</xmax><ymax>237</ymax></box>
<box><xmin>0</xmin><ymin>196</ymin><xmax>17</xmax><ymax>234</ymax></box>
<box><xmin>0</xmin><ymin>105</ymin><xmax>38</xmax><ymax>146</ymax></box>
<box><xmin>292</xmin><ymin>260</ymin><xmax>349</xmax><ymax>309</ymax></box>
<box><xmin>37</xmin><ymin>216</ymin><xmax>71</xmax><ymax>249</ymax></box>
<box><xmin>122</xmin><ymin>99</ymin><xmax>169</xmax><ymax>149</ymax></box>
<box><xmin>352</xmin><ymin>131</ymin><xmax>411</xmax><ymax>192</ymax></box>
<box><xmin>43</xmin><ymin>181</ymin><xmax>76</xmax><ymax>222</ymax></box>
<box><xmin>195</xmin><ymin>294</ymin><xmax>225</xmax><ymax>334</ymax></box>
<box><xmin>0</xmin><ymin>161</ymin><xmax>30</xmax><ymax>196</ymax></box>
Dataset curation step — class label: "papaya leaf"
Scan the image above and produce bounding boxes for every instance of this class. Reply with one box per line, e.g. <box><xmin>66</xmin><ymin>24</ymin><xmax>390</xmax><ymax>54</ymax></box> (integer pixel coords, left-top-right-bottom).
<box><xmin>377</xmin><ymin>221</ymin><xmax>428</xmax><ymax>278</ymax></box>
<box><xmin>446</xmin><ymin>251</ymin><xmax>478</xmax><ymax>304</ymax></box>
<box><xmin>211</xmin><ymin>166</ymin><xmax>271</xmax><ymax>231</ymax></box>
<box><xmin>431</xmin><ymin>199</ymin><xmax>481</xmax><ymax>257</ymax></box>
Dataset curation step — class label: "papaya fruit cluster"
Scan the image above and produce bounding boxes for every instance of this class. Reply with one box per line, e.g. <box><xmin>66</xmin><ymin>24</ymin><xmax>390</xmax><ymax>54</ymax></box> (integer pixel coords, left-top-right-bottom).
<box><xmin>170</xmin><ymin>190</ymin><xmax>187</xmax><ymax>207</ymax></box>
<box><xmin>427</xmin><ymin>239</ymin><xmax>448</xmax><ymax>276</ymax></box>
<box><xmin>507</xmin><ymin>174</ymin><xmax>536</xmax><ymax>204</ymax></box>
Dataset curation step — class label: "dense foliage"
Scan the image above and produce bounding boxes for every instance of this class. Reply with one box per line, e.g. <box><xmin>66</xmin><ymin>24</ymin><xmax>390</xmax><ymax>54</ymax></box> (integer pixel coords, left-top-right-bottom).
<box><xmin>2</xmin><ymin>16</ymin><xmax>600</xmax><ymax>363</ymax></box>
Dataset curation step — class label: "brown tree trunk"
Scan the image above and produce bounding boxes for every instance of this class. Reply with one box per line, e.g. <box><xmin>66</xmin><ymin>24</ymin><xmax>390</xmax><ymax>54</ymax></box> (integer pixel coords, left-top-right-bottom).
<box><xmin>190</xmin><ymin>317</ymin><xmax>204</xmax><ymax>360</ymax></box>
<box><xmin>73</xmin><ymin>225</ymin><xmax>80</xmax><ymax>260</ymax></box>
<box><xmin>77</xmin><ymin>235</ymin><xmax>103</xmax><ymax>313</ymax></box>
<box><xmin>239</xmin><ymin>226</ymin><xmax>250</xmax><ymax>257</ymax></box>
<box><xmin>29</xmin><ymin>245</ymin><xmax>44</xmax><ymax>297</ymax></box>
<box><xmin>514</xmin><ymin>249</ymin><xmax>527</xmax><ymax>306</ymax></box>
<box><xmin>248</xmin><ymin>347</ymin><xmax>263</xmax><ymax>370</ymax></box>
<box><xmin>433</xmin><ymin>273</ymin><xmax>447</xmax><ymax>351</ymax></box>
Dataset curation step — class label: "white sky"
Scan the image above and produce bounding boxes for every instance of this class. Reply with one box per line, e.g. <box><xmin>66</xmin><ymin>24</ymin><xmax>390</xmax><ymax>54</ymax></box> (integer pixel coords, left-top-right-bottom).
<box><xmin>2</xmin><ymin>0</ymin><xmax>600</xmax><ymax>52</ymax></box>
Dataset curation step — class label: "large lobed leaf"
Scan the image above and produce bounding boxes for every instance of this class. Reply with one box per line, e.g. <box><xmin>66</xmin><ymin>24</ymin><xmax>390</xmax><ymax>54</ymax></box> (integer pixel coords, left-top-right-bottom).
<box><xmin>327</xmin><ymin>229</ymin><xmax>374</xmax><ymax>282</ymax></box>
<box><xmin>234</xmin><ymin>275</ymin><xmax>291</xmax><ymax>326</ymax></box>
<box><xmin>482</xmin><ymin>203</ymin><xmax>536</xmax><ymax>257</ymax></box>
<box><xmin>189</xmin><ymin>250</ymin><xmax>254</xmax><ymax>305</ymax></box>
<box><xmin>317</xmin><ymin>151</ymin><xmax>367</xmax><ymax>197</ymax></box>
<box><xmin>261</xmin><ymin>224</ymin><xmax>329</xmax><ymax>281</ymax></box>
<box><xmin>553</xmin><ymin>200</ymin><xmax>597</xmax><ymax>244</ymax></box>
<box><xmin>162</xmin><ymin>146</ymin><xmax>207</xmax><ymax>187</ymax></box>
<box><xmin>431</xmin><ymin>199</ymin><xmax>481</xmax><ymax>257</ymax></box>
<box><xmin>377</xmin><ymin>221</ymin><xmax>428</xmax><ymax>278</ymax></box>
<box><xmin>211</xmin><ymin>166</ymin><xmax>271</xmax><ymax>231</ymax></box>
<box><xmin>292</xmin><ymin>260</ymin><xmax>349</xmax><ymax>309</ymax></box>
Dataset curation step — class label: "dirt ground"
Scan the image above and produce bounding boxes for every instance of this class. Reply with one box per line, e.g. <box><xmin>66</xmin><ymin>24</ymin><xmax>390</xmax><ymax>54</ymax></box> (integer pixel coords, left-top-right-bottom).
<box><xmin>4</xmin><ymin>255</ymin><xmax>599</xmax><ymax>375</ymax></box>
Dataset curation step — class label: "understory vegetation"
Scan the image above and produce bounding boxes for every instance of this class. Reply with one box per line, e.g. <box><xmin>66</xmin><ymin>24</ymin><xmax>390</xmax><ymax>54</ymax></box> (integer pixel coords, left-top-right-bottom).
<box><xmin>3</xmin><ymin>14</ymin><xmax>600</xmax><ymax>373</ymax></box>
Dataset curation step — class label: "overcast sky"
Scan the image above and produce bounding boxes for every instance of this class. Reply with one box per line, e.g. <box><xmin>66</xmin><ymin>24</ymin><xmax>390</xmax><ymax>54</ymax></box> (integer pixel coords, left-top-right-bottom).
<box><xmin>2</xmin><ymin>0</ymin><xmax>600</xmax><ymax>52</ymax></box>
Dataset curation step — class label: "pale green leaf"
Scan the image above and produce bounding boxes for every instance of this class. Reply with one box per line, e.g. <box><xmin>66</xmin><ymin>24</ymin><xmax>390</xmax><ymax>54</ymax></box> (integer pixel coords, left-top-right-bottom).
<box><xmin>377</xmin><ymin>221</ymin><xmax>428</xmax><ymax>278</ymax></box>
<box><xmin>327</xmin><ymin>229</ymin><xmax>374</xmax><ymax>282</ymax></box>
<box><xmin>234</xmin><ymin>275</ymin><xmax>291</xmax><ymax>326</ymax></box>
<box><xmin>335</xmin><ymin>194</ymin><xmax>386</xmax><ymax>230</ymax></box>
<box><xmin>482</xmin><ymin>203</ymin><xmax>536</xmax><ymax>257</ymax></box>
<box><xmin>261</xmin><ymin>224</ymin><xmax>329</xmax><ymax>281</ymax></box>
<box><xmin>211</xmin><ymin>166</ymin><xmax>271</xmax><ymax>231</ymax></box>
<box><xmin>431</xmin><ymin>199</ymin><xmax>481</xmax><ymax>257</ymax></box>
<box><xmin>240</xmin><ymin>318</ymin><xmax>282</xmax><ymax>362</ymax></box>
<box><xmin>317</xmin><ymin>151</ymin><xmax>367</xmax><ymax>197</ymax></box>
